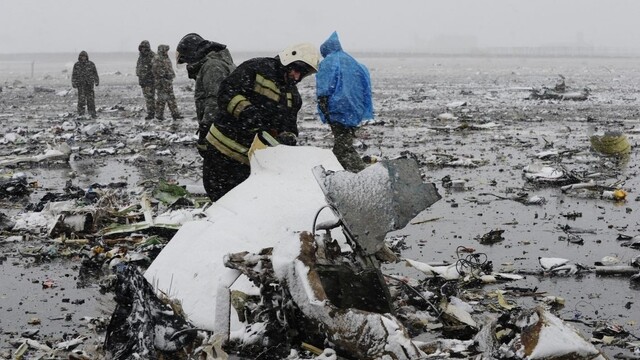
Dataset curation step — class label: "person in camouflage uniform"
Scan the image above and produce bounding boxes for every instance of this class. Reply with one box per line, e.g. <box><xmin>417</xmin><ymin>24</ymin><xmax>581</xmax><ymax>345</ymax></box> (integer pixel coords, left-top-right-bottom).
<box><xmin>71</xmin><ymin>51</ymin><xmax>99</xmax><ymax>118</ymax></box>
<box><xmin>136</xmin><ymin>40</ymin><xmax>156</xmax><ymax>120</ymax></box>
<box><xmin>152</xmin><ymin>44</ymin><xmax>182</xmax><ymax>120</ymax></box>
<box><xmin>176</xmin><ymin>33</ymin><xmax>235</xmax><ymax>157</ymax></box>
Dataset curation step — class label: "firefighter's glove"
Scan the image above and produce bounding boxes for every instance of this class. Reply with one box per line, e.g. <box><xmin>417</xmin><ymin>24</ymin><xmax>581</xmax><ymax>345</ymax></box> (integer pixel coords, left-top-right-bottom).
<box><xmin>196</xmin><ymin>141</ymin><xmax>209</xmax><ymax>158</ymax></box>
<box><xmin>197</xmin><ymin>121</ymin><xmax>211</xmax><ymax>139</ymax></box>
<box><xmin>277</xmin><ymin>131</ymin><xmax>297</xmax><ymax>146</ymax></box>
<box><xmin>196</xmin><ymin>122</ymin><xmax>212</xmax><ymax>158</ymax></box>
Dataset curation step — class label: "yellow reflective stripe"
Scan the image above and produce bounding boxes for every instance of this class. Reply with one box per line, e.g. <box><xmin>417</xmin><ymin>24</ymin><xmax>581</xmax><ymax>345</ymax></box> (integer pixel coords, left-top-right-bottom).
<box><xmin>254</xmin><ymin>74</ymin><xmax>280</xmax><ymax>102</ymax></box>
<box><xmin>227</xmin><ymin>95</ymin><xmax>251</xmax><ymax>118</ymax></box>
<box><xmin>259</xmin><ymin>131</ymin><xmax>279</xmax><ymax>146</ymax></box>
<box><xmin>232</xmin><ymin>100</ymin><xmax>250</xmax><ymax>118</ymax></box>
<box><xmin>205</xmin><ymin>125</ymin><xmax>250</xmax><ymax>165</ymax></box>
<box><xmin>248</xmin><ymin>132</ymin><xmax>280</xmax><ymax>159</ymax></box>
<box><xmin>209</xmin><ymin>125</ymin><xmax>249</xmax><ymax>154</ymax></box>
<box><xmin>210</xmin><ymin>137</ymin><xmax>250</xmax><ymax>164</ymax></box>
<box><xmin>256</xmin><ymin>74</ymin><xmax>279</xmax><ymax>94</ymax></box>
<box><xmin>286</xmin><ymin>93</ymin><xmax>293</xmax><ymax>107</ymax></box>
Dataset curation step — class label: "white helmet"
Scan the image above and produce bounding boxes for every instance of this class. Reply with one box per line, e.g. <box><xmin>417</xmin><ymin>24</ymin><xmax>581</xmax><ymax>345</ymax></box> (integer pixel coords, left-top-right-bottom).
<box><xmin>278</xmin><ymin>43</ymin><xmax>320</xmax><ymax>73</ymax></box>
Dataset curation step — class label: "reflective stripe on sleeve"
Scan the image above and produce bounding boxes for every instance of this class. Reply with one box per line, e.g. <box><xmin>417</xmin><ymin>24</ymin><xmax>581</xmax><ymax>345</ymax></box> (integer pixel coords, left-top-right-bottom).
<box><xmin>205</xmin><ymin>125</ymin><xmax>250</xmax><ymax>165</ymax></box>
<box><xmin>254</xmin><ymin>74</ymin><xmax>280</xmax><ymax>102</ymax></box>
<box><xmin>227</xmin><ymin>95</ymin><xmax>251</xmax><ymax>118</ymax></box>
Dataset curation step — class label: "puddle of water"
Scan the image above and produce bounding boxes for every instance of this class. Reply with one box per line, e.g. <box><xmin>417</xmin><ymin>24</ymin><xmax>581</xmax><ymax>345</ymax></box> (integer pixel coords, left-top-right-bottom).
<box><xmin>69</xmin><ymin>155</ymin><xmax>140</xmax><ymax>187</ymax></box>
<box><xmin>387</xmin><ymin>147</ymin><xmax>640</xmax><ymax>345</ymax></box>
<box><xmin>0</xmin><ymin>254</ymin><xmax>108</xmax><ymax>345</ymax></box>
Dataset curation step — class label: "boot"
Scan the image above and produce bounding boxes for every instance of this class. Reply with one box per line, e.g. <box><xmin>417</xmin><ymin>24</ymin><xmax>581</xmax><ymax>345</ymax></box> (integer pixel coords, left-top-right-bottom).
<box><xmin>145</xmin><ymin>113</ymin><xmax>155</xmax><ymax>120</ymax></box>
<box><xmin>172</xmin><ymin>113</ymin><xmax>184</xmax><ymax>120</ymax></box>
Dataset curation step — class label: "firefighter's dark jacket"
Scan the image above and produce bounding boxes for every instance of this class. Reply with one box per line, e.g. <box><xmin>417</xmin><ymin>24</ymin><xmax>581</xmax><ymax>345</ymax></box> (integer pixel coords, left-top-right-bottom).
<box><xmin>207</xmin><ymin>57</ymin><xmax>302</xmax><ymax>162</ymax></box>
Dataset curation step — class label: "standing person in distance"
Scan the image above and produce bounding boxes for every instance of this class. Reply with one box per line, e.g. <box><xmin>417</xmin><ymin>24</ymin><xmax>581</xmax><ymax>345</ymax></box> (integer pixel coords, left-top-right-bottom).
<box><xmin>175</xmin><ymin>33</ymin><xmax>235</xmax><ymax>157</ymax></box>
<box><xmin>201</xmin><ymin>43</ymin><xmax>320</xmax><ymax>201</ymax></box>
<box><xmin>71</xmin><ymin>50</ymin><xmax>99</xmax><ymax>119</ymax></box>
<box><xmin>316</xmin><ymin>31</ymin><xmax>374</xmax><ymax>172</ymax></box>
<box><xmin>136</xmin><ymin>40</ymin><xmax>156</xmax><ymax>120</ymax></box>
<box><xmin>152</xmin><ymin>44</ymin><xmax>183</xmax><ymax>121</ymax></box>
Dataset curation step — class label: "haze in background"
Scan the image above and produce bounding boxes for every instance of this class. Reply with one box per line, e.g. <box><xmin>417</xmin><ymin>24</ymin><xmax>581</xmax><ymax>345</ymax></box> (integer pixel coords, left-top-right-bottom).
<box><xmin>2</xmin><ymin>0</ymin><xmax>640</xmax><ymax>54</ymax></box>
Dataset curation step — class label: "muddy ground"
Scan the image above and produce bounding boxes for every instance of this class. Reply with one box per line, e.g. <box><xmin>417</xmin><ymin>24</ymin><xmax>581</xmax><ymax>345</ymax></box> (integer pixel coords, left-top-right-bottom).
<box><xmin>1</xmin><ymin>53</ymin><xmax>639</xmax><ymax>358</ymax></box>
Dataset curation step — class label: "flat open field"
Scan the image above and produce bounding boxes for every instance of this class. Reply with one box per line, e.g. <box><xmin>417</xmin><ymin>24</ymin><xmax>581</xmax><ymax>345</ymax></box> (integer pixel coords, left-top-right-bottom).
<box><xmin>1</xmin><ymin>52</ymin><xmax>639</xmax><ymax>358</ymax></box>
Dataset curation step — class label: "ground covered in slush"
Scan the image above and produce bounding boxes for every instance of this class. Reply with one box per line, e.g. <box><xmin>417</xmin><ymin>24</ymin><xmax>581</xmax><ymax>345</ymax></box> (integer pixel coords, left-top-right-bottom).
<box><xmin>1</xmin><ymin>53</ymin><xmax>639</xmax><ymax>358</ymax></box>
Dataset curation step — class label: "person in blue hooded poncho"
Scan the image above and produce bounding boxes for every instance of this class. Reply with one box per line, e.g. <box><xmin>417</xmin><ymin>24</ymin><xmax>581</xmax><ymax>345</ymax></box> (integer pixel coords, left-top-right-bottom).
<box><xmin>316</xmin><ymin>31</ymin><xmax>373</xmax><ymax>172</ymax></box>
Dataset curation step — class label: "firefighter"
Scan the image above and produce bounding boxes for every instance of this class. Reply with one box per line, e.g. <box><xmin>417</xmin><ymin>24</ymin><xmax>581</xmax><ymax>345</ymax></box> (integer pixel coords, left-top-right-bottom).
<box><xmin>202</xmin><ymin>43</ymin><xmax>320</xmax><ymax>201</ymax></box>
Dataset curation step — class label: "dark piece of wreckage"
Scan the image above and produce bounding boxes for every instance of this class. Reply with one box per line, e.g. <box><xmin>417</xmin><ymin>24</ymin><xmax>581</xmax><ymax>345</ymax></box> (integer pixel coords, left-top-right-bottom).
<box><xmin>104</xmin><ymin>158</ymin><xmax>442</xmax><ymax>359</ymax></box>
<box><xmin>224</xmin><ymin>158</ymin><xmax>442</xmax><ymax>359</ymax></box>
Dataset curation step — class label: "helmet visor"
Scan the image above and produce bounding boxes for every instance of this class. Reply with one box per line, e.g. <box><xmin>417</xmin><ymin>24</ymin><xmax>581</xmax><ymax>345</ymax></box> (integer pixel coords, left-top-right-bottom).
<box><xmin>290</xmin><ymin>61</ymin><xmax>315</xmax><ymax>79</ymax></box>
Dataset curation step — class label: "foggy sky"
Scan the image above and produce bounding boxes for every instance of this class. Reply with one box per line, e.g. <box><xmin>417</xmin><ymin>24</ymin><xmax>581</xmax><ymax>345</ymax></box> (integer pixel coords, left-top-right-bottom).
<box><xmin>2</xmin><ymin>0</ymin><xmax>639</xmax><ymax>54</ymax></box>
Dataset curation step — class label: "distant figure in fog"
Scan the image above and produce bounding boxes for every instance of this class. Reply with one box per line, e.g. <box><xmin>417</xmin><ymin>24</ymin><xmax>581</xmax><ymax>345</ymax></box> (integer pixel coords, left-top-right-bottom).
<box><xmin>71</xmin><ymin>50</ymin><xmax>99</xmax><ymax>118</ymax></box>
<box><xmin>152</xmin><ymin>44</ymin><xmax>182</xmax><ymax>120</ymax></box>
<box><xmin>176</xmin><ymin>33</ymin><xmax>236</xmax><ymax>157</ymax></box>
<box><xmin>136</xmin><ymin>40</ymin><xmax>156</xmax><ymax>120</ymax></box>
<box><xmin>316</xmin><ymin>31</ymin><xmax>373</xmax><ymax>172</ymax></box>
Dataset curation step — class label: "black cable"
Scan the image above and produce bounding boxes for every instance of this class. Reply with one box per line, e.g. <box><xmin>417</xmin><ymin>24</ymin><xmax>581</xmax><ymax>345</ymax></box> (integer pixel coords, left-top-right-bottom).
<box><xmin>454</xmin><ymin>246</ymin><xmax>489</xmax><ymax>280</ymax></box>
<box><xmin>385</xmin><ymin>274</ymin><xmax>442</xmax><ymax>317</ymax></box>
<box><xmin>311</xmin><ymin>205</ymin><xmax>332</xmax><ymax>237</ymax></box>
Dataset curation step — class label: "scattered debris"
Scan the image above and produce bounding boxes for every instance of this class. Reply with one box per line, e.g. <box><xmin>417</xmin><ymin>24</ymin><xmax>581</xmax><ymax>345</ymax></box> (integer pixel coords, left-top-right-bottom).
<box><xmin>446</xmin><ymin>100</ymin><xmax>468</xmax><ymax>108</ymax></box>
<box><xmin>1</xmin><ymin>54</ymin><xmax>638</xmax><ymax>360</ymax></box>
<box><xmin>0</xmin><ymin>143</ymin><xmax>71</xmax><ymax>167</ymax></box>
<box><xmin>33</xmin><ymin>86</ymin><xmax>56</xmax><ymax>93</ymax></box>
<box><xmin>437</xmin><ymin>112</ymin><xmax>458</xmax><ymax>121</ymax></box>
<box><xmin>476</xmin><ymin>306</ymin><xmax>607</xmax><ymax>359</ymax></box>
<box><xmin>477</xmin><ymin>192</ymin><xmax>546</xmax><ymax>205</ymax></box>
<box><xmin>104</xmin><ymin>264</ymin><xmax>196</xmax><ymax>360</ymax></box>
<box><xmin>477</xmin><ymin>229</ymin><xmax>506</xmax><ymax>244</ymax></box>
<box><xmin>0</xmin><ymin>173</ymin><xmax>30</xmax><ymax>198</ymax></box>
<box><xmin>590</xmin><ymin>130</ymin><xmax>631</xmax><ymax>155</ymax></box>
<box><xmin>528</xmin><ymin>75</ymin><xmax>590</xmax><ymax>101</ymax></box>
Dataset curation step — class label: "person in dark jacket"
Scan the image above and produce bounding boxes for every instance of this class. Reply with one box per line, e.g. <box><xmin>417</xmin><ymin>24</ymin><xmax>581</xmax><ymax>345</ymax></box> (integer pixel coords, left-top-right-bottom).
<box><xmin>316</xmin><ymin>31</ymin><xmax>374</xmax><ymax>172</ymax></box>
<box><xmin>176</xmin><ymin>33</ymin><xmax>236</xmax><ymax>157</ymax></box>
<box><xmin>71</xmin><ymin>51</ymin><xmax>99</xmax><ymax>118</ymax></box>
<box><xmin>152</xmin><ymin>44</ymin><xmax>182</xmax><ymax>120</ymax></box>
<box><xmin>136</xmin><ymin>40</ymin><xmax>156</xmax><ymax>120</ymax></box>
<box><xmin>201</xmin><ymin>43</ymin><xmax>320</xmax><ymax>201</ymax></box>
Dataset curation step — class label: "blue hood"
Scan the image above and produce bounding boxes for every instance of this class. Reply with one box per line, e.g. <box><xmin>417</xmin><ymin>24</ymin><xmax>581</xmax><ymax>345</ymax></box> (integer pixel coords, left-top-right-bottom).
<box><xmin>320</xmin><ymin>31</ymin><xmax>342</xmax><ymax>58</ymax></box>
<box><xmin>316</xmin><ymin>31</ymin><xmax>373</xmax><ymax>127</ymax></box>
